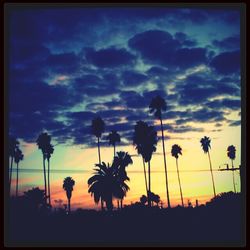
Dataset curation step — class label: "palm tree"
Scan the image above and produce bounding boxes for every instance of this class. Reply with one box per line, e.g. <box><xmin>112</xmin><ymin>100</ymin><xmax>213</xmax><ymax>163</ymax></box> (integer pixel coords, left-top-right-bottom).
<box><xmin>91</xmin><ymin>117</ymin><xmax>105</xmax><ymax>164</ymax></box>
<box><xmin>9</xmin><ymin>136</ymin><xmax>19</xmax><ymax>194</ymax></box>
<box><xmin>140</xmin><ymin>195</ymin><xmax>148</xmax><ymax>205</ymax></box>
<box><xmin>14</xmin><ymin>148</ymin><xmax>24</xmax><ymax>197</ymax></box>
<box><xmin>63</xmin><ymin>177</ymin><xmax>75</xmax><ymax>214</ymax></box>
<box><xmin>88</xmin><ymin>161</ymin><xmax>130</xmax><ymax>212</ymax></box>
<box><xmin>36</xmin><ymin>132</ymin><xmax>51</xmax><ymax>203</ymax></box>
<box><xmin>227</xmin><ymin>145</ymin><xmax>236</xmax><ymax>193</ymax></box>
<box><xmin>171</xmin><ymin>144</ymin><xmax>184</xmax><ymax>207</ymax></box>
<box><xmin>23</xmin><ymin>187</ymin><xmax>46</xmax><ymax>211</ymax></box>
<box><xmin>46</xmin><ymin>143</ymin><xmax>54</xmax><ymax>206</ymax></box>
<box><xmin>133</xmin><ymin>121</ymin><xmax>157</xmax><ymax>207</ymax></box>
<box><xmin>149</xmin><ymin>95</ymin><xmax>170</xmax><ymax>208</ymax></box>
<box><xmin>107</xmin><ymin>130</ymin><xmax>121</xmax><ymax>157</ymax></box>
<box><xmin>200</xmin><ymin>136</ymin><xmax>216</xmax><ymax>197</ymax></box>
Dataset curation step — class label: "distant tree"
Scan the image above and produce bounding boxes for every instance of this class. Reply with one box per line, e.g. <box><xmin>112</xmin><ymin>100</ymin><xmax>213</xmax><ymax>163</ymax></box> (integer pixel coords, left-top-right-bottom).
<box><xmin>200</xmin><ymin>136</ymin><xmax>216</xmax><ymax>197</ymax></box>
<box><xmin>107</xmin><ymin>130</ymin><xmax>121</xmax><ymax>157</ymax></box>
<box><xmin>14</xmin><ymin>148</ymin><xmax>24</xmax><ymax>197</ymax></box>
<box><xmin>46</xmin><ymin>143</ymin><xmax>54</xmax><ymax>206</ymax></box>
<box><xmin>150</xmin><ymin>192</ymin><xmax>160</xmax><ymax>207</ymax></box>
<box><xmin>36</xmin><ymin>132</ymin><xmax>51</xmax><ymax>203</ymax></box>
<box><xmin>171</xmin><ymin>144</ymin><xmax>184</xmax><ymax>207</ymax></box>
<box><xmin>23</xmin><ymin>187</ymin><xmax>46</xmax><ymax>211</ymax></box>
<box><xmin>227</xmin><ymin>145</ymin><xmax>236</xmax><ymax>193</ymax></box>
<box><xmin>63</xmin><ymin>177</ymin><xmax>75</xmax><ymax>214</ymax></box>
<box><xmin>140</xmin><ymin>195</ymin><xmax>148</xmax><ymax>205</ymax></box>
<box><xmin>88</xmin><ymin>161</ymin><xmax>130</xmax><ymax>212</ymax></box>
<box><xmin>9</xmin><ymin>136</ymin><xmax>19</xmax><ymax>194</ymax></box>
<box><xmin>149</xmin><ymin>95</ymin><xmax>170</xmax><ymax>208</ymax></box>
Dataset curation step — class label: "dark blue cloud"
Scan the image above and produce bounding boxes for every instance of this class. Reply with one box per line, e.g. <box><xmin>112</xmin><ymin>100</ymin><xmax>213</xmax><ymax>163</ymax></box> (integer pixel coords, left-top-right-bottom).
<box><xmin>210</xmin><ymin>50</ymin><xmax>240</xmax><ymax>74</ymax></box>
<box><xmin>212</xmin><ymin>35</ymin><xmax>240</xmax><ymax>51</ymax></box>
<box><xmin>192</xmin><ymin>108</ymin><xmax>225</xmax><ymax>123</ymax></box>
<box><xmin>121</xmin><ymin>70</ymin><xmax>148</xmax><ymax>86</ymax></box>
<box><xmin>206</xmin><ymin>99</ymin><xmax>240</xmax><ymax>110</ymax></box>
<box><xmin>229</xmin><ymin>120</ymin><xmax>241</xmax><ymax>127</ymax></box>
<box><xmin>85</xmin><ymin>47</ymin><xmax>136</xmax><ymax>68</ymax></box>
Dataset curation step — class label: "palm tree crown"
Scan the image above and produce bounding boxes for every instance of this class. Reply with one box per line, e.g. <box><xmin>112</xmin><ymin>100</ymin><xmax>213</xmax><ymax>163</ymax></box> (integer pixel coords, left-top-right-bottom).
<box><xmin>91</xmin><ymin>117</ymin><xmax>105</xmax><ymax>138</ymax></box>
<box><xmin>63</xmin><ymin>177</ymin><xmax>75</xmax><ymax>200</ymax></box>
<box><xmin>9</xmin><ymin>136</ymin><xmax>19</xmax><ymax>157</ymax></box>
<box><xmin>107</xmin><ymin>130</ymin><xmax>121</xmax><ymax>147</ymax></box>
<box><xmin>200</xmin><ymin>136</ymin><xmax>211</xmax><ymax>153</ymax></box>
<box><xmin>227</xmin><ymin>145</ymin><xmax>236</xmax><ymax>160</ymax></box>
<box><xmin>149</xmin><ymin>95</ymin><xmax>167</xmax><ymax>119</ymax></box>
<box><xmin>36</xmin><ymin>132</ymin><xmax>51</xmax><ymax>154</ymax></box>
<box><xmin>171</xmin><ymin>144</ymin><xmax>182</xmax><ymax>159</ymax></box>
<box><xmin>14</xmin><ymin>148</ymin><xmax>24</xmax><ymax>164</ymax></box>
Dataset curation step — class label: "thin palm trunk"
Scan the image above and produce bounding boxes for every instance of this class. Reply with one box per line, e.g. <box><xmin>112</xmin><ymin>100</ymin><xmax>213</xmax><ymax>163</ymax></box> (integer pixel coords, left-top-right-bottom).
<box><xmin>43</xmin><ymin>155</ymin><xmax>47</xmax><ymax>204</ymax></box>
<box><xmin>148</xmin><ymin>161</ymin><xmax>151</xmax><ymax>207</ymax></box>
<box><xmin>68</xmin><ymin>198</ymin><xmax>71</xmax><ymax>213</ymax></box>
<box><xmin>120</xmin><ymin>199</ymin><xmax>123</xmax><ymax>209</ymax></box>
<box><xmin>97</xmin><ymin>137</ymin><xmax>101</xmax><ymax>164</ymax></box>
<box><xmin>231</xmin><ymin>160</ymin><xmax>236</xmax><ymax>193</ymax></box>
<box><xmin>142</xmin><ymin>157</ymin><xmax>148</xmax><ymax>195</ymax></box>
<box><xmin>114</xmin><ymin>144</ymin><xmax>116</xmax><ymax>158</ymax></box>
<box><xmin>48</xmin><ymin>158</ymin><xmax>51</xmax><ymax>205</ymax></box>
<box><xmin>9</xmin><ymin>156</ymin><xmax>14</xmax><ymax>195</ymax></box>
<box><xmin>208</xmin><ymin>150</ymin><xmax>216</xmax><ymax>197</ymax></box>
<box><xmin>176</xmin><ymin>159</ymin><xmax>184</xmax><ymax>207</ymax></box>
<box><xmin>16</xmin><ymin>162</ymin><xmax>19</xmax><ymax>197</ymax></box>
<box><xmin>117</xmin><ymin>200</ymin><xmax>120</xmax><ymax>210</ymax></box>
<box><xmin>160</xmin><ymin>118</ymin><xmax>171</xmax><ymax>208</ymax></box>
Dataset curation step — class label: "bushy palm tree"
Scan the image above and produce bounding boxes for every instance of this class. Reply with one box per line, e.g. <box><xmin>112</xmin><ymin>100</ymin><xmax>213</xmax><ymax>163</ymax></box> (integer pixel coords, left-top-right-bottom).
<box><xmin>88</xmin><ymin>161</ymin><xmax>130</xmax><ymax>212</ymax></box>
<box><xmin>46</xmin><ymin>143</ymin><xmax>54</xmax><ymax>206</ymax></box>
<box><xmin>14</xmin><ymin>148</ymin><xmax>24</xmax><ymax>197</ymax></box>
<box><xmin>36</xmin><ymin>132</ymin><xmax>51</xmax><ymax>203</ymax></box>
<box><xmin>171</xmin><ymin>144</ymin><xmax>184</xmax><ymax>207</ymax></box>
<box><xmin>9</xmin><ymin>136</ymin><xmax>19</xmax><ymax>193</ymax></box>
<box><xmin>200</xmin><ymin>136</ymin><xmax>216</xmax><ymax>197</ymax></box>
<box><xmin>63</xmin><ymin>177</ymin><xmax>75</xmax><ymax>214</ymax></box>
<box><xmin>149</xmin><ymin>95</ymin><xmax>170</xmax><ymax>208</ymax></box>
<box><xmin>133</xmin><ymin>121</ymin><xmax>157</xmax><ymax>207</ymax></box>
<box><xmin>107</xmin><ymin>130</ymin><xmax>121</xmax><ymax>157</ymax></box>
<box><xmin>227</xmin><ymin>145</ymin><xmax>236</xmax><ymax>193</ymax></box>
<box><xmin>91</xmin><ymin>117</ymin><xmax>105</xmax><ymax>164</ymax></box>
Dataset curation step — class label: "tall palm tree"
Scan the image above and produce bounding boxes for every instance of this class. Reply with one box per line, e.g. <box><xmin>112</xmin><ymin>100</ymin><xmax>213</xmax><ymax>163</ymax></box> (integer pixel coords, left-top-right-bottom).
<box><xmin>133</xmin><ymin>121</ymin><xmax>149</xmax><ymax>198</ymax></box>
<box><xmin>171</xmin><ymin>144</ymin><xmax>184</xmax><ymax>207</ymax></box>
<box><xmin>46</xmin><ymin>143</ymin><xmax>54</xmax><ymax>206</ymax></box>
<box><xmin>149</xmin><ymin>95</ymin><xmax>170</xmax><ymax>208</ymax></box>
<box><xmin>63</xmin><ymin>177</ymin><xmax>75</xmax><ymax>214</ymax></box>
<box><xmin>9</xmin><ymin>136</ymin><xmax>19</xmax><ymax>194</ymax></box>
<box><xmin>107</xmin><ymin>130</ymin><xmax>121</xmax><ymax>157</ymax></box>
<box><xmin>91</xmin><ymin>117</ymin><xmax>105</xmax><ymax>164</ymax></box>
<box><xmin>88</xmin><ymin>161</ymin><xmax>130</xmax><ymax>212</ymax></box>
<box><xmin>36</xmin><ymin>132</ymin><xmax>51</xmax><ymax>203</ymax></box>
<box><xmin>200</xmin><ymin>136</ymin><xmax>216</xmax><ymax>197</ymax></box>
<box><xmin>227</xmin><ymin>145</ymin><xmax>236</xmax><ymax>193</ymax></box>
<box><xmin>14</xmin><ymin>147</ymin><xmax>24</xmax><ymax>197</ymax></box>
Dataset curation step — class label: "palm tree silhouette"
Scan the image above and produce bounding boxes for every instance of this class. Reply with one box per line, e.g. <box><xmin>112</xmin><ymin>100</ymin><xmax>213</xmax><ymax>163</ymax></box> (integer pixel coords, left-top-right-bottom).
<box><xmin>9</xmin><ymin>136</ymin><xmax>19</xmax><ymax>194</ymax></box>
<box><xmin>107</xmin><ymin>130</ymin><xmax>121</xmax><ymax>157</ymax></box>
<box><xmin>88</xmin><ymin>161</ymin><xmax>130</xmax><ymax>212</ymax></box>
<box><xmin>200</xmin><ymin>136</ymin><xmax>216</xmax><ymax>197</ymax></box>
<box><xmin>133</xmin><ymin>121</ymin><xmax>157</xmax><ymax>207</ymax></box>
<box><xmin>171</xmin><ymin>144</ymin><xmax>184</xmax><ymax>207</ymax></box>
<box><xmin>227</xmin><ymin>145</ymin><xmax>236</xmax><ymax>193</ymax></box>
<box><xmin>149</xmin><ymin>95</ymin><xmax>170</xmax><ymax>208</ymax></box>
<box><xmin>24</xmin><ymin>187</ymin><xmax>46</xmax><ymax>211</ymax></box>
<box><xmin>140</xmin><ymin>195</ymin><xmax>147</xmax><ymax>205</ymax></box>
<box><xmin>36</xmin><ymin>132</ymin><xmax>51</xmax><ymax>203</ymax></box>
<box><xmin>46</xmin><ymin>143</ymin><xmax>54</xmax><ymax>206</ymax></box>
<box><xmin>14</xmin><ymin>147</ymin><xmax>24</xmax><ymax>197</ymax></box>
<box><xmin>63</xmin><ymin>177</ymin><xmax>75</xmax><ymax>214</ymax></box>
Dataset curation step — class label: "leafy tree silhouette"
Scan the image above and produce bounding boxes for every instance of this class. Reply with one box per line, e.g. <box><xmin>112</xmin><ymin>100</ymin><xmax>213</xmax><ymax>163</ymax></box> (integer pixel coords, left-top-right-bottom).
<box><xmin>46</xmin><ymin>143</ymin><xmax>54</xmax><ymax>206</ymax></box>
<box><xmin>88</xmin><ymin>161</ymin><xmax>130</xmax><ymax>212</ymax></box>
<box><xmin>23</xmin><ymin>187</ymin><xmax>46</xmax><ymax>211</ymax></box>
<box><xmin>9</xmin><ymin>136</ymin><xmax>19</xmax><ymax>194</ymax></box>
<box><xmin>149</xmin><ymin>95</ymin><xmax>170</xmax><ymax>208</ymax></box>
<box><xmin>200</xmin><ymin>136</ymin><xmax>216</xmax><ymax>197</ymax></box>
<box><xmin>107</xmin><ymin>130</ymin><xmax>121</xmax><ymax>157</ymax></box>
<box><xmin>140</xmin><ymin>194</ymin><xmax>147</xmax><ymax>205</ymax></box>
<box><xmin>171</xmin><ymin>144</ymin><xmax>184</xmax><ymax>207</ymax></box>
<box><xmin>63</xmin><ymin>177</ymin><xmax>75</xmax><ymax>214</ymax></box>
<box><xmin>14</xmin><ymin>147</ymin><xmax>24</xmax><ymax>197</ymax></box>
<box><xmin>36</xmin><ymin>132</ymin><xmax>51</xmax><ymax>203</ymax></box>
<box><xmin>227</xmin><ymin>145</ymin><xmax>237</xmax><ymax>193</ymax></box>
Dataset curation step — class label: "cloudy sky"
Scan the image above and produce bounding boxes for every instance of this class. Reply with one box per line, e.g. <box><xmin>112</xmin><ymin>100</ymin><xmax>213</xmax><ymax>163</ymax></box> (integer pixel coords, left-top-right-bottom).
<box><xmin>7</xmin><ymin>6</ymin><xmax>241</xmax><ymax>209</ymax></box>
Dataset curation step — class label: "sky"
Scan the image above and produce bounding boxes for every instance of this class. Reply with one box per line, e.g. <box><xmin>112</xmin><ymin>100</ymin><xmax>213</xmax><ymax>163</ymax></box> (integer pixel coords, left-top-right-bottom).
<box><xmin>7</xmin><ymin>6</ymin><xmax>241</xmax><ymax>209</ymax></box>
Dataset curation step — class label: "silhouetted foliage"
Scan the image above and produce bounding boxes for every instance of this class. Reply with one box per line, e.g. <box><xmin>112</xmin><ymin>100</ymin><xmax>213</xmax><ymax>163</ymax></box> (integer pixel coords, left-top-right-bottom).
<box><xmin>14</xmin><ymin>148</ymin><xmax>24</xmax><ymax>197</ymax></box>
<box><xmin>227</xmin><ymin>145</ymin><xmax>237</xmax><ymax>192</ymax></box>
<box><xmin>107</xmin><ymin>130</ymin><xmax>121</xmax><ymax>157</ymax></box>
<box><xmin>63</xmin><ymin>177</ymin><xmax>75</xmax><ymax>213</ymax></box>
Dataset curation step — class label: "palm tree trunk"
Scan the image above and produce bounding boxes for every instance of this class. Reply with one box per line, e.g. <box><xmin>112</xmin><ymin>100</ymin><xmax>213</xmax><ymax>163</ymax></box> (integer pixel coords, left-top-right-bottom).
<box><xmin>48</xmin><ymin>158</ymin><xmax>51</xmax><ymax>205</ymax></box>
<box><xmin>148</xmin><ymin>161</ymin><xmax>151</xmax><ymax>207</ymax></box>
<box><xmin>9</xmin><ymin>156</ymin><xmax>14</xmax><ymax>194</ymax></box>
<box><xmin>68</xmin><ymin>198</ymin><xmax>71</xmax><ymax>214</ymax></box>
<box><xmin>117</xmin><ymin>200</ymin><xmax>119</xmax><ymax>210</ymax></box>
<box><xmin>121</xmin><ymin>199</ymin><xmax>123</xmax><ymax>209</ymax></box>
<box><xmin>232</xmin><ymin>160</ymin><xmax>236</xmax><ymax>193</ymax></box>
<box><xmin>114</xmin><ymin>144</ymin><xmax>116</xmax><ymax>158</ymax></box>
<box><xmin>176</xmin><ymin>159</ymin><xmax>184</xmax><ymax>207</ymax></box>
<box><xmin>106</xmin><ymin>195</ymin><xmax>113</xmax><ymax>212</ymax></box>
<box><xmin>97</xmin><ymin>137</ymin><xmax>101</xmax><ymax>164</ymax></box>
<box><xmin>160</xmin><ymin>118</ymin><xmax>171</xmax><ymax>208</ymax></box>
<box><xmin>43</xmin><ymin>155</ymin><xmax>47</xmax><ymax>204</ymax></box>
<box><xmin>208</xmin><ymin>150</ymin><xmax>216</xmax><ymax>197</ymax></box>
<box><xmin>142</xmin><ymin>157</ymin><xmax>148</xmax><ymax>195</ymax></box>
<box><xmin>16</xmin><ymin>162</ymin><xmax>19</xmax><ymax>197</ymax></box>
